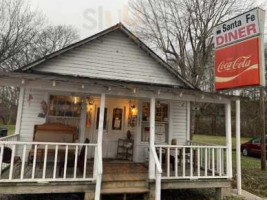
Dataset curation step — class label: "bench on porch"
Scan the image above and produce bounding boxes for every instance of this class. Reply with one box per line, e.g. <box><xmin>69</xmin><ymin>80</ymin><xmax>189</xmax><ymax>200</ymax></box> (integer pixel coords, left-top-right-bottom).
<box><xmin>28</xmin><ymin>123</ymin><xmax>77</xmax><ymax>166</ymax></box>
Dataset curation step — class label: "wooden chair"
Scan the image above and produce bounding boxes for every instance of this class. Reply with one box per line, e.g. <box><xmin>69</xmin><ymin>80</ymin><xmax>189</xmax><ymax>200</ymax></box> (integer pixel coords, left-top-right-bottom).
<box><xmin>58</xmin><ymin>138</ymin><xmax>90</xmax><ymax>177</ymax></box>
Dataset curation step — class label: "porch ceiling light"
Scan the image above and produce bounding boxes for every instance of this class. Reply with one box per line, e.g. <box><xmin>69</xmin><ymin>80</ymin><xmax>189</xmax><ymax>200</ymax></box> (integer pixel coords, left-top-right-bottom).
<box><xmin>74</xmin><ymin>96</ymin><xmax>78</xmax><ymax>104</ymax></box>
<box><xmin>52</xmin><ymin>81</ymin><xmax>56</xmax><ymax>87</ymax></box>
<box><xmin>21</xmin><ymin>79</ymin><xmax>25</xmax><ymax>85</ymax></box>
<box><xmin>130</xmin><ymin>105</ymin><xmax>138</xmax><ymax>116</ymax></box>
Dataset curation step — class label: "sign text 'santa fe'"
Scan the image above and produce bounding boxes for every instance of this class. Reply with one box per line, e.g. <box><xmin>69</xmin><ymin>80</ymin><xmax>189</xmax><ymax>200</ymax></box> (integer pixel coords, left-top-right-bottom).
<box><xmin>214</xmin><ymin>9</ymin><xmax>260</xmax><ymax>48</ymax></box>
<box><xmin>215</xmin><ymin>37</ymin><xmax>260</xmax><ymax>90</ymax></box>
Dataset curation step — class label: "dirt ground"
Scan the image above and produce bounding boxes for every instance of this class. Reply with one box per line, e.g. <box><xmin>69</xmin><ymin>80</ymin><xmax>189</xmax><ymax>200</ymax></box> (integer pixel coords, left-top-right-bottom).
<box><xmin>0</xmin><ymin>189</ymin><xmax>242</xmax><ymax>200</ymax></box>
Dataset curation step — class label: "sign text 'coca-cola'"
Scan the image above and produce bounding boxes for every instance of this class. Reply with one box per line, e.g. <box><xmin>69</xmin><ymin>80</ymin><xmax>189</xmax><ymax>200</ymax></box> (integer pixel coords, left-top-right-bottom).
<box><xmin>215</xmin><ymin>37</ymin><xmax>260</xmax><ymax>90</ymax></box>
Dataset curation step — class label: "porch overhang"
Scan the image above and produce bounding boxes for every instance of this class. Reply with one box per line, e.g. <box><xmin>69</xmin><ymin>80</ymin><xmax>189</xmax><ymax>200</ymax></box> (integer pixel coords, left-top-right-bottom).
<box><xmin>0</xmin><ymin>72</ymin><xmax>238</xmax><ymax>104</ymax></box>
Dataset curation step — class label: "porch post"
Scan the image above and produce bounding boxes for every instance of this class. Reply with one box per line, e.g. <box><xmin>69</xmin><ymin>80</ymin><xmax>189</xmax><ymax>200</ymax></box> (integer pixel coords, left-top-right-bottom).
<box><xmin>149</xmin><ymin>96</ymin><xmax>156</xmax><ymax>179</ymax></box>
<box><xmin>235</xmin><ymin>97</ymin><xmax>242</xmax><ymax>195</ymax></box>
<box><xmin>15</xmin><ymin>87</ymin><xmax>25</xmax><ymax>136</ymax></box>
<box><xmin>225</xmin><ymin>102</ymin><xmax>232</xmax><ymax>178</ymax></box>
<box><xmin>93</xmin><ymin>93</ymin><xmax>105</xmax><ymax>177</ymax></box>
<box><xmin>94</xmin><ymin>93</ymin><xmax>105</xmax><ymax>200</ymax></box>
<box><xmin>186</xmin><ymin>101</ymin><xmax>191</xmax><ymax>143</ymax></box>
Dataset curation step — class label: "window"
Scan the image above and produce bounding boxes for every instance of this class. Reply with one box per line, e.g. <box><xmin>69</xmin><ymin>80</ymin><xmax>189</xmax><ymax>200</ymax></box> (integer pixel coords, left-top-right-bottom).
<box><xmin>49</xmin><ymin>95</ymin><xmax>82</xmax><ymax>117</ymax></box>
<box><xmin>252</xmin><ymin>137</ymin><xmax>261</xmax><ymax>144</ymax></box>
<box><xmin>141</xmin><ymin>102</ymin><xmax>169</xmax><ymax>143</ymax></box>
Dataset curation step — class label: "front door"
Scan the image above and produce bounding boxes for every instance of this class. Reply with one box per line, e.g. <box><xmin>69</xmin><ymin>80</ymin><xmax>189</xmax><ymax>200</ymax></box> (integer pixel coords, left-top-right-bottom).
<box><xmin>94</xmin><ymin>98</ymin><xmax>128</xmax><ymax>158</ymax></box>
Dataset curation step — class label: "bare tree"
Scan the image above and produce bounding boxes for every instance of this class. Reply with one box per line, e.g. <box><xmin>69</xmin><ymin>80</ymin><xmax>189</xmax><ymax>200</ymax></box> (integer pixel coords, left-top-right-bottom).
<box><xmin>130</xmin><ymin>0</ymin><xmax>255</xmax><ymax>90</ymax></box>
<box><xmin>129</xmin><ymin>0</ymin><xmax>256</xmax><ymax>137</ymax></box>
<box><xmin>0</xmin><ymin>0</ymin><xmax>79</xmax><ymax>125</ymax></box>
<box><xmin>0</xmin><ymin>0</ymin><xmax>43</xmax><ymax>72</ymax></box>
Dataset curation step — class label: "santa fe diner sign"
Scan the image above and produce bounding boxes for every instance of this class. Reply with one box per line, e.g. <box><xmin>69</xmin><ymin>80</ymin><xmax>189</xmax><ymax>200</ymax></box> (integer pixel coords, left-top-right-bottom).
<box><xmin>214</xmin><ymin>9</ymin><xmax>260</xmax><ymax>48</ymax></box>
<box><xmin>214</xmin><ymin>8</ymin><xmax>265</xmax><ymax>90</ymax></box>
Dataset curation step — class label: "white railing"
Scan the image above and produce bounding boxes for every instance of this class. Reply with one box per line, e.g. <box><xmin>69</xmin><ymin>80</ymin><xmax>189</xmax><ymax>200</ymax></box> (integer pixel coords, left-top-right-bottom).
<box><xmin>0</xmin><ymin>141</ymin><xmax>97</xmax><ymax>183</ymax></box>
<box><xmin>155</xmin><ymin>145</ymin><xmax>228</xmax><ymax>180</ymax></box>
<box><xmin>0</xmin><ymin>134</ymin><xmax>19</xmax><ymax>142</ymax></box>
<box><xmin>150</xmin><ymin>146</ymin><xmax>162</xmax><ymax>200</ymax></box>
<box><xmin>94</xmin><ymin>143</ymin><xmax>103</xmax><ymax>200</ymax></box>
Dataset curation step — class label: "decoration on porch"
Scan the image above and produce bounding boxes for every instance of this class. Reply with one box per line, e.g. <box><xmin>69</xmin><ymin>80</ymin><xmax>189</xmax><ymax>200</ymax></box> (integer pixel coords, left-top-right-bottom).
<box><xmin>112</xmin><ymin>108</ymin><xmax>123</xmax><ymax>130</ymax></box>
<box><xmin>38</xmin><ymin>100</ymin><xmax>48</xmax><ymax>118</ymax></box>
<box><xmin>86</xmin><ymin>97</ymin><xmax>94</xmax><ymax>128</ymax></box>
<box><xmin>28</xmin><ymin>93</ymin><xmax>33</xmax><ymax>106</ymax></box>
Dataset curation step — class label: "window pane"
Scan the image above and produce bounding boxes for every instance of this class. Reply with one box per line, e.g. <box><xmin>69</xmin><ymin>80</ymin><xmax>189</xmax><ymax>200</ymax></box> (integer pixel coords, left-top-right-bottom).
<box><xmin>141</xmin><ymin>102</ymin><xmax>169</xmax><ymax>143</ymax></box>
<box><xmin>48</xmin><ymin>95</ymin><xmax>81</xmax><ymax>118</ymax></box>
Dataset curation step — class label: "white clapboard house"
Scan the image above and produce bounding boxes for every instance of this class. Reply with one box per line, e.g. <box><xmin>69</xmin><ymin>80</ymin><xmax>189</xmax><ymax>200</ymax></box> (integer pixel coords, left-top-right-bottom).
<box><xmin>0</xmin><ymin>23</ymin><xmax>240</xmax><ymax>200</ymax></box>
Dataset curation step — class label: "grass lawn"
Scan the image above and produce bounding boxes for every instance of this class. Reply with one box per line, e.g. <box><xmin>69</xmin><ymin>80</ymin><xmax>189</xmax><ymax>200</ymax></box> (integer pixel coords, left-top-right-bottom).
<box><xmin>0</xmin><ymin>124</ymin><xmax>15</xmax><ymax>135</ymax></box>
<box><xmin>193</xmin><ymin>134</ymin><xmax>267</xmax><ymax>198</ymax></box>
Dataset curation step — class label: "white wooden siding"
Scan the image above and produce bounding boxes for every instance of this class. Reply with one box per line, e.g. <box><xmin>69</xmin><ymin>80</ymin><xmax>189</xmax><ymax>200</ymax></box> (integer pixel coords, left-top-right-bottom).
<box><xmin>17</xmin><ymin>88</ymin><xmax>48</xmax><ymax>157</ymax></box>
<box><xmin>169</xmin><ymin>101</ymin><xmax>187</xmax><ymax>145</ymax></box>
<box><xmin>19</xmin><ymin>89</ymin><xmax>48</xmax><ymax>142</ymax></box>
<box><xmin>33</xmin><ymin>30</ymin><xmax>182</xmax><ymax>86</ymax></box>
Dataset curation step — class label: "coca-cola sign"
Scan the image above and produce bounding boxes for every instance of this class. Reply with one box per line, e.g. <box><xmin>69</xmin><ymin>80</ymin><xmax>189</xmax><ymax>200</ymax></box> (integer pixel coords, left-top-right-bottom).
<box><xmin>215</xmin><ymin>37</ymin><xmax>260</xmax><ymax>90</ymax></box>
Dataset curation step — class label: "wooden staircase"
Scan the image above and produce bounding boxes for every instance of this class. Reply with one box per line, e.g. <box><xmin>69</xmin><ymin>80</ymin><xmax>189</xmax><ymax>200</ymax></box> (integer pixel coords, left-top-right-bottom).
<box><xmin>101</xmin><ymin>162</ymin><xmax>150</xmax><ymax>196</ymax></box>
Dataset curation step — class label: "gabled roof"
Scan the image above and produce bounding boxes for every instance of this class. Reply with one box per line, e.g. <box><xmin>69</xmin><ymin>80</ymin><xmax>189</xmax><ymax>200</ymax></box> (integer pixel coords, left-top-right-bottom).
<box><xmin>16</xmin><ymin>23</ymin><xmax>196</xmax><ymax>89</ymax></box>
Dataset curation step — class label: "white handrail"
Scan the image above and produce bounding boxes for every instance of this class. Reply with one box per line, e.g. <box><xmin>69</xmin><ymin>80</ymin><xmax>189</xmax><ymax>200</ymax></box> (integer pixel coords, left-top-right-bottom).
<box><xmin>97</xmin><ymin>145</ymin><xmax>103</xmax><ymax>175</ymax></box>
<box><xmin>0</xmin><ymin>141</ymin><xmax>97</xmax><ymax>183</ymax></box>
<box><xmin>155</xmin><ymin>145</ymin><xmax>228</xmax><ymax>180</ymax></box>
<box><xmin>0</xmin><ymin>141</ymin><xmax>97</xmax><ymax>146</ymax></box>
<box><xmin>155</xmin><ymin>144</ymin><xmax>227</xmax><ymax>149</ymax></box>
<box><xmin>151</xmin><ymin>146</ymin><xmax>162</xmax><ymax>173</ymax></box>
<box><xmin>150</xmin><ymin>145</ymin><xmax>162</xmax><ymax>200</ymax></box>
<box><xmin>187</xmin><ymin>140</ymin><xmax>218</xmax><ymax>146</ymax></box>
<box><xmin>0</xmin><ymin>134</ymin><xmax>19</xmax><ymax>141</ymax></box>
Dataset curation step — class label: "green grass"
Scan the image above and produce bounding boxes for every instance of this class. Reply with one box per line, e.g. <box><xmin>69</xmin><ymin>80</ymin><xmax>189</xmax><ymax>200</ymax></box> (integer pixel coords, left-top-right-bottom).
<box><xmin>193</xmin><ymin>134</ymin><xmax>267</xmax><ymax>198</ymax></box>
<box><xmin>193</xmin><ymin>134</ymin><xmax>250</xmax><ymax>149</ymax></box>
<box><xmin>0</xmin><ymin>124</ymin><xmax>15</xmax><ymax>135</ymax></box>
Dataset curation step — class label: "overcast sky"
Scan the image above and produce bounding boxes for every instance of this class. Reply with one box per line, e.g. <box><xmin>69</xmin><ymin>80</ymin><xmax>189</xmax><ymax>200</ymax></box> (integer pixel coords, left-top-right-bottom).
<box><xmin>29</xmin><ymin>0</ymin><xmax>130</xmax><ymax>39</ymax></box>
<box><xmin>29</xmin><ymin>0</ymin><xmax>267</xmax><ymax>40</ymax></box>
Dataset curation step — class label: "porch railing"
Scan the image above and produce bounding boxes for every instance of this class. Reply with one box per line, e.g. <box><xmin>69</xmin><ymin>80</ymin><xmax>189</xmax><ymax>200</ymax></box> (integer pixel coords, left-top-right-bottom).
<box><xmin>150</xmin><ymin>145</ymin><xmax>162</xmax><ymax>200</ymax></box>
<box><xmin>0</xmin><ymin>141</ymin><xmax>97</xmax><ymax>183</ymax></box>
<box><xmin>0</xmin><ymin>134</ymin><xmax>19</xmax><ymax>142</ymax></box>
<box><xmin>155</xmin><ymin>145</ymin><xmax>228</xmax><ymax>179</ymax></box>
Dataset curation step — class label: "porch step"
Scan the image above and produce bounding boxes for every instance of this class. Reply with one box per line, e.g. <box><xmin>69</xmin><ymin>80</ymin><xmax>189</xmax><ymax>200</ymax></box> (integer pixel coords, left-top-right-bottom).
<box><xmin>101</xmin><ymin>187</ymin><xmax>149</xmax><ymax>194</ymax></box>
<box><xmin>102</xmin><ymin>180</ymin><xmax>148</xmax><ymax>189</ymax></box>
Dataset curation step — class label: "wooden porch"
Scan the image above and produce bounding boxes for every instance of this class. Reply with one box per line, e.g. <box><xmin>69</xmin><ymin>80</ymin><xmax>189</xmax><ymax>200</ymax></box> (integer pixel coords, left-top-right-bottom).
<box><xmin>0</xmin><ymin>161</ymin><xmax>230</xmax><ymax>197</ymax></box>
<box><xmin>0</xmin><ymin>160</ymin><xmax>224</xmax><ymax>182</ymax></box>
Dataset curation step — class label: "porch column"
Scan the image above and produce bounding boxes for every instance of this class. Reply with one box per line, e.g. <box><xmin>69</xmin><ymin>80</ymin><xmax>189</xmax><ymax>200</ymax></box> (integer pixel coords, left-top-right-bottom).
<box><xmin>97</xmin><ymin>93</ymin><xmax>105</xmax><ymax>148</ymax></box>
<box><xmin>149</xmin><ymin>96</ymin><xmax>156</xmax><ymax>179</ymax></box>
<box><xmin>225</xmin><ymin>102</ymin><xmax>232</xmax><ymax>178</ymax></box>
<box><xmin>236</xmin><ymin>97</ymin><xmax>242</xmax><ymax>195</ymax></box>
<box><xmin>94</xmin><ymin>93</ymin><xmax>105</xmax><ymax>200</ymax></box>
<box><xmin>14</xmin><ymin>87</ymin><xmax>25</xmax><ymax>136</ymax></box>
<box><xmin>186</xmin><ymin>101</ymin><xmax>191</xmax><ymax>143</ymax></box>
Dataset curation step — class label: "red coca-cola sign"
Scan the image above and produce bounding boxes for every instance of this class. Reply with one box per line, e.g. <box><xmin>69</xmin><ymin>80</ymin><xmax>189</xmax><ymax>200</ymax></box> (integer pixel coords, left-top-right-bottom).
<box><xmin>215</xmin><ymin>37</ymin><xmax>260</xmax><ymax>90</ymax></box>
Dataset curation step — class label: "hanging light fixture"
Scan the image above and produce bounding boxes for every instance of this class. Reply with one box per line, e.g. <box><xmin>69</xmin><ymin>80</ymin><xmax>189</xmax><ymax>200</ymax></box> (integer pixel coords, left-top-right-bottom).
<box><xmin>130</xmin><ymin>105</ymin><xmax>138</xmax><ymax>116</ymax></box>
